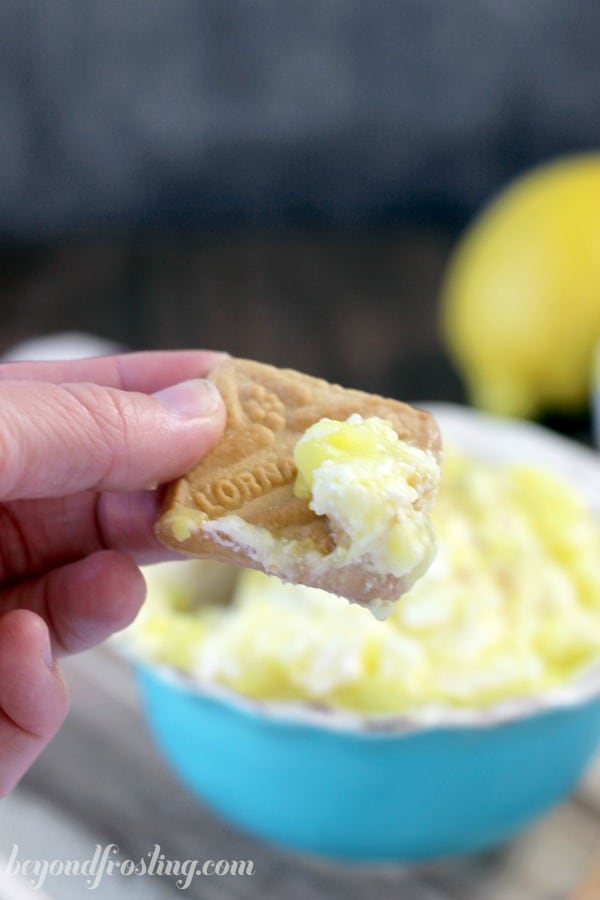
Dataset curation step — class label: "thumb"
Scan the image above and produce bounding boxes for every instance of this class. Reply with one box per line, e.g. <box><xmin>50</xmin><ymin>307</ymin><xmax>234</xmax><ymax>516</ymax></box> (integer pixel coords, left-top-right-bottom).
<box><xmin>0</xmin><ymin>378</ymin><xmax>226</xmax><ymax>500</ymax></box>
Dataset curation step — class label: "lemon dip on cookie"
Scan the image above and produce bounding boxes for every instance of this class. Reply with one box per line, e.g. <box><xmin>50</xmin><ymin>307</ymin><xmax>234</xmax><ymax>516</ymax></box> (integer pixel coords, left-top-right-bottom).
<box><xmin>292</xmin><ymin>414</ymin><xmax>440</xmax><ymax>615</ymax></box>
<box><xmin>156</xmin><ymin>357</ymin><xmax>441</xmax><ymax>607</ymax></box>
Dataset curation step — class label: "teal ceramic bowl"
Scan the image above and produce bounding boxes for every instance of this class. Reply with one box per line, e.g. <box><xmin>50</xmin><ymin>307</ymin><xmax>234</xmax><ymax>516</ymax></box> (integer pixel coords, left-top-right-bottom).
<box><xmin>135</xmin><ymin>661</ymin><xmax>600</xmax><ymax>861</ymax></box>
<box><xmin>133</xmin><ymin>406</ymin><xmax>600</xmax><ymax>861</ymax></box>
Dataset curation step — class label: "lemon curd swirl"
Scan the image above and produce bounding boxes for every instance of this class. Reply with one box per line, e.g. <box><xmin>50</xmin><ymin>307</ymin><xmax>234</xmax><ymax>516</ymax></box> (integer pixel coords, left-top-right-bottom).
<box><xmin>131</xmin><ymin>451</ymin><xmax>600</xmax><ymax>713</ymax></box>
<box><xmin>292</xmin><ymin>415</ymin><xmax>439</xmax><ymax>588</ymax></box>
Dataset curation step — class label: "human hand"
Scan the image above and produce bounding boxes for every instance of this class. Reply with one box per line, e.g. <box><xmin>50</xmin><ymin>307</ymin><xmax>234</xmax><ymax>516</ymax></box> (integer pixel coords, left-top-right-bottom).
<box><xmin>0</xmin><ymin>350</ymin><xmax>226</xmax><ymax>794</ymax></box>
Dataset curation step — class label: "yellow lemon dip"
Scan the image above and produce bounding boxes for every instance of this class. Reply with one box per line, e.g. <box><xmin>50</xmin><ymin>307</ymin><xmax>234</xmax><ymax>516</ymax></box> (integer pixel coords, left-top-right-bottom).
<box><xmin>292</xmin><ymin>414</ymin><xmax>440</xmax><ymax>608</ymax></box>
<box><xmin>129</xmin><ymin>452</ymin><xmax>600</xmax><ymax>713</ymax></box>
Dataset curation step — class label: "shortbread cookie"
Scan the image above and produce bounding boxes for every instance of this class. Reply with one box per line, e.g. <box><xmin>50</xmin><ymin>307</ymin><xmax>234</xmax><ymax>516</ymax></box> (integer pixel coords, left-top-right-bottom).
<box><xmin>156</xmin><ymin>358</ymin><xmax>441</xmax><ymax>606</ymax></box>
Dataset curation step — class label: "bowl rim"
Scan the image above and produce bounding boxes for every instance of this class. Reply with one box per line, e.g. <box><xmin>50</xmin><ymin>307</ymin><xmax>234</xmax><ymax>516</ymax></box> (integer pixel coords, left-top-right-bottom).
<box><xmin>131</xmin><ymin>652</ymin><xmax>600</xmax><ymax>736</ymax></box>
<box><xmin>126</xmin><ymin>403</ymin><xmax>600</xmax><ymax>736</ymax></box>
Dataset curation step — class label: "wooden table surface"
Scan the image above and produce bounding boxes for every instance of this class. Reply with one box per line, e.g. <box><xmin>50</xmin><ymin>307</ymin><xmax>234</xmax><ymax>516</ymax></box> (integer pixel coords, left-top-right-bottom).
<box><xmin>1</xmin><ymin>645</ymin><xmax>599</xmax><ymax>900</ymax></box>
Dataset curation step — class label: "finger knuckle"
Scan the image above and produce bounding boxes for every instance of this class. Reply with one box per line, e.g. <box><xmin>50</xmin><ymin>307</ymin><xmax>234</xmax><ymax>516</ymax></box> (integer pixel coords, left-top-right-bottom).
<box><xmin>63</xmin><ymin>384</ymin><xmax>137</xmax><ymax>482</ymax></box>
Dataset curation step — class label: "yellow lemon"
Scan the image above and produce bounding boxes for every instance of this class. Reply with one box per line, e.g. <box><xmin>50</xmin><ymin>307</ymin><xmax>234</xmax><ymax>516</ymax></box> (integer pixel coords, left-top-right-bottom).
<box><xmin>441</xmin><ymin>155</ymin><xmax>600</xmax><ymax>418</ymax></box>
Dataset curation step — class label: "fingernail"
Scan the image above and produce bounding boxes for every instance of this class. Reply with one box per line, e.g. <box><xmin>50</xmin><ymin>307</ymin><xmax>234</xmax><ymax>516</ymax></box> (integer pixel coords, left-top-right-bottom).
<box><xmin>153</xmin><ymin>379</ymin><xmax>222</xmax><ymax>418</ymax></box>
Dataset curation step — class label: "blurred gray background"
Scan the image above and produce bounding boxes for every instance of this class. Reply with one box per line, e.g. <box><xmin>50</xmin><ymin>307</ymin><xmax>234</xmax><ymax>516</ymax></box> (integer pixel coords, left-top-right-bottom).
<box><xmin>0</xmin><ymin>0</ymin><xmax>598</xmax><ymax>432</ymax></box>
<box><xmin>2</xmin><ymin>1</ymin><xmax>600</xmax><ymax>234</ymax></box>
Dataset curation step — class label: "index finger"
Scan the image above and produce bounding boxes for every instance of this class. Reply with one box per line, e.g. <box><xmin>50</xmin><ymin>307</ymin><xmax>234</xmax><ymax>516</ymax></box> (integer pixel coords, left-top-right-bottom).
<box><xmin>0</xmin><ymin>350</ymin><xmax>227</xmax><ymax>393</ymax></box>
